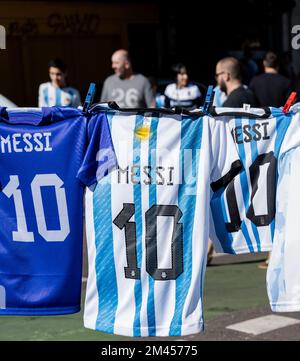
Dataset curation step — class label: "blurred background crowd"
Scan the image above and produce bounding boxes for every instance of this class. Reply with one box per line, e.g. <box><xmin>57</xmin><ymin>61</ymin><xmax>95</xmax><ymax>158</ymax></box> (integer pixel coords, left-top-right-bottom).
<box><xmin>0</xmin><ymin>0</ymin><xmax>299</xmax><ymax>109</ymax></box>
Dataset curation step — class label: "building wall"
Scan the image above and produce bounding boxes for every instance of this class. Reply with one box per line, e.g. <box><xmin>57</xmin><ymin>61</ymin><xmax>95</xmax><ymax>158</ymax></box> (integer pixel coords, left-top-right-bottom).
<box><xmin>0</xmin><ymin>1</ymin><xmax>159</xmax><ymax>106</ymax></box>
<box><xmin>292</xmin><ymin>0</ymin><xmax>300</xmax><ymax>76</ymax></box>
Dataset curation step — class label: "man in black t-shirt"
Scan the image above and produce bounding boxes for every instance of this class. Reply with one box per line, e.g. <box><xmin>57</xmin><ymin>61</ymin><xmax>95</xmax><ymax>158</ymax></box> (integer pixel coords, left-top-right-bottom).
<box><xmin>215</xmin><ymin>57</ymin><xmax>257</xmax><ymax>107</ymax></box>
<box><xmin>249</xmin><ymin>51</ymin><xmax>291</xmax><ymax>107</ymax></box>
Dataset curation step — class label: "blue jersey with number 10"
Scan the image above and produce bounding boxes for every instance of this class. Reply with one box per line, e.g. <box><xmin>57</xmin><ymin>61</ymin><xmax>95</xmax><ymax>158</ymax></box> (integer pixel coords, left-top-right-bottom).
<box><xmin>0</xmin><ymin>107</ymin><xmax>116</xmax><ymax>315</ymax></box>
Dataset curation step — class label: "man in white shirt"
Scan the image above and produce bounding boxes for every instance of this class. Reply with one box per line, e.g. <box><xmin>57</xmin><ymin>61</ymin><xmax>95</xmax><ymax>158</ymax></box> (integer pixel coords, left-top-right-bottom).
<box><xmin>38</xmin><ymin>59</ymin><xmax>81</xmax><ymax>107</ymax></box>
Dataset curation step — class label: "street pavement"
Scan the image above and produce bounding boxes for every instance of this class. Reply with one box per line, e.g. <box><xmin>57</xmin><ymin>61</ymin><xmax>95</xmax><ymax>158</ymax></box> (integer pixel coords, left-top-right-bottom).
<box><xmin>1</xmin><ymin>252</ymin><xmax>299</xmax><ymax>341</ymax></box>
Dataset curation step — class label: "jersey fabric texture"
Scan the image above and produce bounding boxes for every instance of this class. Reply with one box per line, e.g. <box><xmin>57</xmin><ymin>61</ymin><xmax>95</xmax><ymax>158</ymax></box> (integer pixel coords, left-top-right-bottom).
<box><xmin>210</xmin><ymin>107</ymin><xmax>300</xmax><ymax>255</ymax></box>
<box><xmin>213</xmin><ymin>86</ymin><xmax>227</xmax><ymax>107</ymax></box>
<box><xmin>79</xmin><ymin>107</ymin><xmax>242</xmax><ymax>337</ymax></box>
<box><xmin>0</xmin><ymin>106</ymin><xmax>116</xmax><ymax>315</ymax></box>
<box><xmin>155</xmin><ymin>94</ymin><xmax>166</xmax><ymax>108</ymax></box>
<box><xmin>267</xmin><ymin>144</ymin><xmax>300</xmax><ymax>312</ymax></box>
<box><xmin>38</xmin><ymin>82</ymin><xmax>81</xmax><ymax>107</ymax></box>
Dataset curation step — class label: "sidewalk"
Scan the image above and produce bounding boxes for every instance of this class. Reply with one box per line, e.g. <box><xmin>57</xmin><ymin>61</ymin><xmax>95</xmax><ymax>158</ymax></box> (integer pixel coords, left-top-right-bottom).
<box><xmin>141</xmin><ymin>253</ymin><xmax>300</xmax><ymax>341</ymax></box>
<box><xmin>0</xmin><ymin>252</ymin><xmax>282</xmax><ymax>341</ymax></box>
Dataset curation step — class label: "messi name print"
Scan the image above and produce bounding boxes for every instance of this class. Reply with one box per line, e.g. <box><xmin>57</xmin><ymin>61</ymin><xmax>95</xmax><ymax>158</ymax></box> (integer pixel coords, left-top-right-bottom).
<box><xmin>210</xmin><ymin>108</ymin><xmax>300</xmax><ymax>254</ymax></box>
<box><xmin>0</xmin><ymin>106</ymin><xmax>116</xmax><ymax>315</ymax></box>
<box><xmin>78</xmin><ymin>107</ymin><xmax>242</xmax><ymax>337</ymax></box>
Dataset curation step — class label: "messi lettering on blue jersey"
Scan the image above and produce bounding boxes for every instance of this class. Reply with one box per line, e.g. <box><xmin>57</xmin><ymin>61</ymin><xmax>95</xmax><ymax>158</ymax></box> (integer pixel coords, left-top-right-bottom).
<box><xmin>0</xmin><ymin>106</ymin><xmax>116</xmax><ymax>315</ymax></box>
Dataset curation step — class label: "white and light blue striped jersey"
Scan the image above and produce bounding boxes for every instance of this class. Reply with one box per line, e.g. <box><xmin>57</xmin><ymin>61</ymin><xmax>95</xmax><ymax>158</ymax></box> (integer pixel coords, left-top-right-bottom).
<box><xmin>164</xmin><ymin>83</ymin><xmax>201</xmax><ymax>109</ymax></box>
<box><xmin>79</xmin><ymin>108</ymin><xmax>242</xmax><ymax>337</ymax></box>
<box><xmin>213</xmin><ymin>86</ymin><xmax>227</xmax><ymax>107</ymax></box>
<box><xmin>210</xmin><ymin>108</ymin><xmax>300</xmax><ymax>254</ymax></box>
<box><xmin>38</xmin><ymin>82</ymin><xmax>81</xmax><ymax>107</ymax></box>
<box><xmin>267</xmin><ymin>145</ymin><xmax>300</xmax><ymax>312</ymax></box>
<box><xmin>155</xmin><ymin>94</ymin><xmax>166</xmax><ymax>108</ymax></box>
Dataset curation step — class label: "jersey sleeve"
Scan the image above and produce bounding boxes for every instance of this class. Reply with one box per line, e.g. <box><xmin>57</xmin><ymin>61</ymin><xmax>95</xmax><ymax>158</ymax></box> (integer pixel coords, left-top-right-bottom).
<box><xmin>209</xmin><ymin>118</ymin><xmax>243</xmax><ymax>191</ymax></box>
<box><xmin>280</xmin><ymin>111</ymin><xmax>300</xmax><ymax>155</ymax></box>
<box><xmin>38</xmin><ymin>83</ymin><xmax>47</xmax><ymax>107</ymax></box>
<box><xmin>77</xmin><ymin>112</ymin><xmax>117</xmax><ymax>187</ymax></box>
<box><xmin>100</xmin><ymin>79</ymin><xmax>109</xmax><ymax>102</ymax></box>
<box><xmin>164</xmin><ymin>84</ymin><xmax>172</xmax><ymax>108</ymax></box>
<box><xmin>195</xmin><ymin>85</ymin><xmax>201</xmax><ymax>98</ymax></box>
<box><xmin>144</xmin><ymin>78</ymin><xmax>155</xmax><ymax>107</ymax></box>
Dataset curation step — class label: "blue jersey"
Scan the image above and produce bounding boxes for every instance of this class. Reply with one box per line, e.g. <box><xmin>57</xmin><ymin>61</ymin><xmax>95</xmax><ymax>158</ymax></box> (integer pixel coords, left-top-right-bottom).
<box><xmin>210</xmin><ymin>108</ymin><xmax>300</xmax><ymax>254</ymax></box>
<box><xmin>79</xmin><ymin>107</ymin><xmax>242</xmax><ymax>337</ymax></box>
<box><xmin>0</xmin><ymin>106</ymin><xmax>116</xmax><ymax>315</ymax></box>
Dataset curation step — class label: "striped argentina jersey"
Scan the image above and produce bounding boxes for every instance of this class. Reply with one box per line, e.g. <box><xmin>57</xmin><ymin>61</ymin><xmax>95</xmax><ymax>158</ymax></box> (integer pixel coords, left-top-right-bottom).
<box><xmin>38</xmin><ymin>82</ymin><xmax>81</xmax><ymax>107</ymax></box>
<box><xmin>267</xmin><ymin>144</ymin><xmax>300</xmax><ymax>312</ymax></box>
<box><xmin>78</xmin><ymin>107</ymin><xmax>242</xmax><ymax>337</ymax></box>
<box><xmin>210</xmin><ymin>107</ymin><xmax>300</xmax><ymax>254</ymax></box>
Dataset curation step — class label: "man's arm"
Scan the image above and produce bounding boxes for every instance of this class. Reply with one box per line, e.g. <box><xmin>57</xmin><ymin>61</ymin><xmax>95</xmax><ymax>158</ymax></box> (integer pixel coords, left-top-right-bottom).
<box><xmin>144</xmin><ymin>78</ymin><xmax>155</xmax><ymax>107</ymax></box>
<box><xmin>100</xmin><ymin>79</ymin><xmax>109</xmax><ymax>102</ymax></box>
<box><xmin>38</xmin><ymin>84</ymin><xmax>47</xmax><ymax>107</ymax></box>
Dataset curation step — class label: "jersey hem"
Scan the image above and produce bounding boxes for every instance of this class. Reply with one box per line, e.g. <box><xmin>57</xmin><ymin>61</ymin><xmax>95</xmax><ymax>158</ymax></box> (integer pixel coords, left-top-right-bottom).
<box><xmin>0</xmin><ymin>306</ymin><xmax>80</xmax><ymax>315</ymax></box>
<box><xmin>214</xmin><ymin>245</ymin><xmax>272</xmax><ymax>254</ymax></box>
<box><xmin>270</xmin><ymin>303</ymin><xmax>300</xmax><ymax>312</ymax></box>
<box><xmin>84</xmin><ymin>318</ymin><xmax>204</xmax><ymax>337</ymax></box>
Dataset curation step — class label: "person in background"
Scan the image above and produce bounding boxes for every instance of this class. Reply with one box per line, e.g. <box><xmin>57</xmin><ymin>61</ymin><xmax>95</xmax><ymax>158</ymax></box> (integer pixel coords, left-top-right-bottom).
<box><xmin>215</xmin><ymin>57</ymin><xmax>257</xmax><ymax>107</ymax></box>
<box><xmin>101</xmin><ymin>49</ymin><xmax>155</xmax><ymax>108</ymax></box>
<box><xmin>240</xmin><ymin>43</ymin><xmax>258</xmax><ymax>85</ymax></box>
<box><xmin>164</xmin><ymin>63</ymin><xmax>202</xmax><ymax>109</ymax></box>
<box><xmin>249</xmin><ymin>51</ymin><xmax>291</xmax><ymax>107</ymax></box>
<box><xmin>281</xmin><ymin>51</ymin><xmax>296</xmax><ymax>89</ymax></box>
<box><xmin>148</xmin><ymin>76</ymin><xmax>165</xmax><ymax>108</ymax></box>
<box><xmin>208</xmin><ymin>57</ymin><xmax>257</xmax><ymax>264</ymax></box>
<box><xmin>38</xmin><ymin>59</ymin><xmax>81</xmax><ymax>107</ymax></box>
<box><xmin>248</xmin><ymin>51</ymin><xmax>291</xmax><ymax>270</ymax></box>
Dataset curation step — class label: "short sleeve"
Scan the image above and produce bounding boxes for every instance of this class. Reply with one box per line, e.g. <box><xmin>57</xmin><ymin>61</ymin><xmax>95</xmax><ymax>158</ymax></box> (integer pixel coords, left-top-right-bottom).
<box><xmin>100</xmin><ymin>79</ymin><xmax>109</xmax><ymax>102</ymax></box>
<box><xmin>144</xmin><ymin>77</ymin><xmax>155</xmax><ymax>107</ymax></box>
<box><xmin>195</xmin><ymin>85</ymin><xmax>201</xmax><ymax>98</ymax></box>
<box><xmin>77</xmin><ymin>112</ymin><xmax>118</xmax><ymax>187</ymax></box>
<box><xmin>209</xmin><ymin>118</ymin><xmax>243</xmax><ymax>192</ymax></box>
<box><xmin>280</xmin><ymin>111</ymin><xmax>300</xmax><ymax>156</ymax></box>
<box><xmin>38</xmin><ymin>83</ymin><xmax>47</xmax><ymax>107</ymax></box>
<box><xmin>164</xmin><ymin>84</ymin><xmax>172</xmax><ymax>98</ymax></box>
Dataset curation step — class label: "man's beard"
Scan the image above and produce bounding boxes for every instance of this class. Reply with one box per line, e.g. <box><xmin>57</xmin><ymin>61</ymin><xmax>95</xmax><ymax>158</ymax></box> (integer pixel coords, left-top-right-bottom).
<box><xmin>219</xmin><ymin>80</ymin><xmax>227</xmax><ymax>94</ymax></box>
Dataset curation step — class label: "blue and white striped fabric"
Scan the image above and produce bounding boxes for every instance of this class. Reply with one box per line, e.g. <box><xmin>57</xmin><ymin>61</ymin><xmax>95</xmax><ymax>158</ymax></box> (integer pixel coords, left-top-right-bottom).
<box><xmin>213</xmin><ymin>86</ymin><xmax>227</xmax><ymax>107</ymax></box>
<box><xmin>210</xmin><ymin>108</ymin><xmax>300</xmax><ymax>254</ymax></box>
<box><xmin>38</xmin><ymin>82</ymin><xmax>81</xmax><ymax>107</ymax></box>
<box><xmin>267</xmin><ymin>145</ymin><xmax>300</xmax><ymax>312</ymax></box>
<box><xmin>81</xmin><ymin>108</ymin><xmax>242</xmax><ymax>337</ymax></box>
